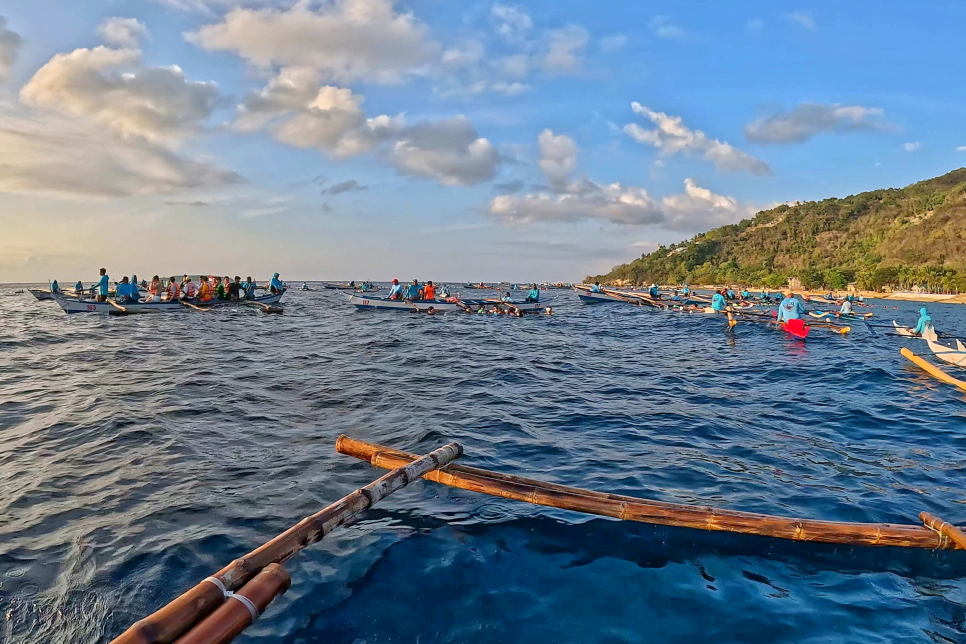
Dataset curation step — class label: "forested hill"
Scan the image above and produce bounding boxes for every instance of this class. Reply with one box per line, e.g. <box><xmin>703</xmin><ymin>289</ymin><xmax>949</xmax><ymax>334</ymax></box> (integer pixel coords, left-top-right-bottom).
<box><xmin>591</xmin><ymin>168</ymin><xmax>966</xmax><ymax>291</ymax></box>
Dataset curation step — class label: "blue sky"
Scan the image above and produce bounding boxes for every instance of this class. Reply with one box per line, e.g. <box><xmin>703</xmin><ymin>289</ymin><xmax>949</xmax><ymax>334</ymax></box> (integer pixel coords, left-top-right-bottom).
<box><xmin>1</xmin><ymin>0</ymin><xmax>964</xmax><ymax>282</ymax></box>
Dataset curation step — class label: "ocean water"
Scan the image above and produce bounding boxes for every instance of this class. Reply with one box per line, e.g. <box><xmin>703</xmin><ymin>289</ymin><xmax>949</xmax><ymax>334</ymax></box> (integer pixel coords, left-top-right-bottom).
<box><xmin>1</xmin><ymin>285</ymin><xmax>965</xmax><ymax>644</ymax></box>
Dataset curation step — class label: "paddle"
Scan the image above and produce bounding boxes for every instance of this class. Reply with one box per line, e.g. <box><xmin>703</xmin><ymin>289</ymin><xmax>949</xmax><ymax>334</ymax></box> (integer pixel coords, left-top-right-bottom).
<box><xmin>108</xmin><ymin>300</ymin><xmax>127</xmax><ymax>313</ymax></box>
<box><xmin>181</xmin><ymin>300</ymin><xmax>212</xmax><ymax>312</ymax></box>
<box><xmin>242</xmin><ymin>300</ymin><xmax>283</xmax><ymax>314</ymax></box>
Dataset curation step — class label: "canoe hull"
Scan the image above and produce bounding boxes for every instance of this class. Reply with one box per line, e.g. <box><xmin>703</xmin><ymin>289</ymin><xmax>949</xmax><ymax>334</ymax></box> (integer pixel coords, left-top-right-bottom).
<box><xmin>346</xmin><ymin>294</ymin><xmax>545</xmax><ymax>312</ymax></box>
<box><xmin>53</xmin><ymin>293</ymin><xmax>283</xmax><ymax>314</ymax></box>
<box><xmin>29</xmin><ymin>289</ymin><xmax>54</xmax><ymax>301</ymax></box>
<box><xmin>574</xmin><ymin>288</ymin><xmax>626</xmax><ymax>303</ymax></box>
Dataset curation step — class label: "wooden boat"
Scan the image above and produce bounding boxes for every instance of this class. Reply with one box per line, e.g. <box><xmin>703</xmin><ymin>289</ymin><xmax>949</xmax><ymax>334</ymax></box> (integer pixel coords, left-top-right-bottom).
<box><xmin>345</xmin><ymin>293</ymin><xmax>545</xmax><ymax>312</ymax></box>
<box><xmin>321</xmin><ymin>282</ymin><xmax>358</xmax><ymax>290</ymax></box>
<box><xmin>574</xmin><ymin>287</ymin><xmax>629</xmax><ymax>303</ymax></box>
<box><xmin>53</xmin><ymin>292</ymin><xmax>284</xmax><ymax>314</ymax></box>
<box><xmin>28</xmin><ymin>288</ymin><xmax>56</xmax><ymax>301</ymax></box>
<box><xmin>925</xmin><ymin>337</ymin><xmax>966</xmax><ymax>367</ymax></box>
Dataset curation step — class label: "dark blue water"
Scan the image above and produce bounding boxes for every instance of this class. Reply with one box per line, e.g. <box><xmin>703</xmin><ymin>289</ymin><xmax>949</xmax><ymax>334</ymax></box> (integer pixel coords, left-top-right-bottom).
<box><xmin>2</xmin><ymin>286</ymin><xmax>965</xmax><ymax>644</ymax></box>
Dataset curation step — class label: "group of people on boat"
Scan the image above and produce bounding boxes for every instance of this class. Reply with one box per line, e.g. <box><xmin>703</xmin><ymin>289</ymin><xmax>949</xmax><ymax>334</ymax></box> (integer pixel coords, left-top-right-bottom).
<box><xmin>56</xmin><ymin>270</ymin><xmax>286</xmax><ymax>304</ymax></box>
<box><xmin>387</xmin><ymin>279</ymin><xmax>534</xmax><ymax>303</ymax></box>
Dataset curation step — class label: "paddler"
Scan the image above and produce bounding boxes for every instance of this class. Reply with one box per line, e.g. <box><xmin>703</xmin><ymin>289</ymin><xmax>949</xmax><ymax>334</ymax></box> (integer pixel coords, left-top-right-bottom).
<box><xmin>501</xmin><ymin>291</ymin><xmax>512</xmax><ymax>302</ymax></box>
<box><xmin>165</xmin><ymin>275</ymin><xmax>181</xmax><ymax>301</ymax></box>
<box><xmin>268</xmin><ymin>273</ymin><xmax>285</xmax><ymax>294</ymax></box>
<box><xmin>912</xmin><ymin>307</ymin><xmax>933</xmax><ymax>337</ymax></box>
<box><xmin>198</xmin><ymin>275</ymin><xmax>214</xmax><ymax>302</ymax></box>
<box><xmin>183</xmin><ymin>276</ymin><xmax>198</xmax><ymax>300</ymax></box>
<box><xmin>243</xmin><ymin>276</ymin><xmax>257</xmax><ymax>299</ymax></box>
<box><xmin>115</xmin><ymin>276</ymin><xmax>136</xmax><ymax>303</ymax></box>
<box><xmin>590</xmin><ymin>281</ymin><xmax>603</xmax><ymax>293</ymax></box>
<box><xmin>839</xmin><ymin>299</ymin><xmax>853</xmax><ymax>315</ymax></box>
<box><xmin>776</xmin><ymin>290</ymin><xmax>806</xmax><ymax>323</ymax></box>
<box><xmin>50</xmin><ymin>280</ymin><xmax>59</xmax><ymax>294</ymax></box>
<box><xmin>387</xmin><ymin>279</ymin><xmax>403</xmax><ymax>300</ymax></box>
<box><xmin>74</xmin><ymin>280</ymin><xmax>84</xmax><ymax>296</ymax></box>
<box><xmin>402</xmin><ymin>279</ymin><xmax>421</xmax><ymax>300</ymax></box>
<box><xmin>740</xmin><ymin>288</ymin><xmax>750</xmax><ymax>300</ymax></box>
<box><xmin>648</xmin><ymin>283</ymin><xmax>660</xmax><ymax>299</ymax></box>
<box><xmin>711</xmin><ymin>290</ymin><xmax>728</xmax><ymax>311</ymax></box>
<box><xmin>229</xmin><ymin>276</ymin><xmax>242</xmax><ymax>302</ymax></box>
<box><xmin>526</xmin><ymin>284</ymin><xmax>540</xmax><ymax>302</ymax></box>
<box><xmin>215</xmin><ymin>276</ymin><xmax>230</xmax><ymax>301</ymax></box>
<box><xmin>681</xmin><ymin>285</ymin><xmax>690</xmax><ymax>296</ymax></box>
<box><xmin>423</xmin><ymin>281</ymin><xmax>436</xmax><ymax>300</ymax></box>
<box><xmin>145</xmin><ymin>276</ymin><xmax>162</xmax><ymax>303</ymax></box>
<box><xmin>94</xmin><ymin>268</ymin><xmax>110</xmax><ymax>302</ymax></box>
<box><xmin>726</xmin><ymin>288</ymin><xmax>735</xmax><ymax>299</ymax></box>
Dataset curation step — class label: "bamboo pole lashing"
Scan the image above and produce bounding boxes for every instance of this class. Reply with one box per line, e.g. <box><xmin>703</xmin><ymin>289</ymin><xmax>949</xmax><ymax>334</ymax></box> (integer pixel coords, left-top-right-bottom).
<box><xmin>109</xmin><ymin>442</ymin><xmax>463</xmax><ymax>644</ymax></box>
<box><xmin>173</xmin><ymin>564</ymin><xmax>291</xmax><ymax>644</ymax></box>
<box><xmin>335</xmin><ymin>436</ymin><xmax>963</xmax><ymax>551</ymax></box>
<box><xmin>920</xmin><ymin>512</ymin><xmax>966</xmax><ymax>550</ymax></box>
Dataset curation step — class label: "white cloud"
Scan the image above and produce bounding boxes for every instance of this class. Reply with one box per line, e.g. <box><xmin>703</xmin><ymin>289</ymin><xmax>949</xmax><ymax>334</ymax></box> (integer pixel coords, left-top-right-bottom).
<box><xmin>389</xmin><ymin>116</ymin><xmax>499</xmax><ymax>186</ymax></box>
<box><xmin>957</xmin><ymin>146</ymin><xmax>966</xmax><ymax>152</ymax></box>
<box><xmin>237</xmin><ymin>69</ymin><xmax>498</xmax><ymax>185</ymax></box>
<box><xmin>20</xmin><ymin>33</ymin><xmax>219</xmax><ymax>145</ymax></box>
<box><xmin>0</xmin><ymin>108</ymin><xmax>239</xmax><ymax>199</ymax></box>
<box><xmin>0</xmin><ymin>16</ymin><xmax>23</xmax><ymax>81</ymax></box>
<box><xmin>600</xmin><ymin>35</ymin><xmax>627</xmax><ymax>52</ymax></box>
<box><xmin>746</xmin><ymin>18</ymin><xmax>764</xmax><ymax>32</ymax></box>
<box><xmin>541</xmin><ymin>25</ymin><xmax>589</xmax><ymax>74</ymax></box>
<box><xmin>624</xmin><ymin>102</ymin><xmax>771</xmax><ymax>175</ymax></box>
<box><xmin>661</xmin><ymin>178</ymin><xmax>757</xmax><ymax>231</ymax></box>
<box><xmin>537</xmin><ymin>129</ymin><xmax>578</xmax><ymax>189</ymax></box>
<box><xmin>491</xmin><ymin>4</ymin><xmax>532</xmax><ymax>42</ymax></box>
<box><xmin>789</xmin><ymin>10</ymin><xmax>816</xmax><ymax>30</ymax></box>
<box><xmin>744</xmin><ymin>103</ymin><xmax>887</xmax><ymax>144</ymax></box>
<box><xmin>903</xmin><ymin>141</ymin><xmax>920</xmax><ymax>152</ymax></box>
<box><xmin>187</xmin><ymin>0</ymin><xmax>439</xmax><ymax>85</ymax></box>
<box><xmin>490</xmin><ymin>129</ymin><xmax>756</xmax><ymax>230</ymax></box>
<box><xmin>649</xmin><ymin>16</ymin><xmax>686</xmax><ymax>40</ymax></box>
<box><xmin>97</xmin><ymin>17</ymin><xmax>147</xmax><ymax>48</ymax></box>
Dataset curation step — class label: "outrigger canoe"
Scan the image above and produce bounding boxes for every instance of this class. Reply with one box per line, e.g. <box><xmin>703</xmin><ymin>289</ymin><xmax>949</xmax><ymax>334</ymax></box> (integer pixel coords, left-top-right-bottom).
<box><xmin>28</xmin><ymin>288</ymin><xmax>56</xmax><ymax>301</ymax></box>
<box><xmin>345</xmin><ymin>293</ymin><xmax>545</xmax><ymax>312</ymax></box>
<box><xmin>53</xmin><ymin>292</ymin><xmax>284</xmax><ymax>314</ymax></box>
<box><xmin>574</xmin><ymin>288</ymin><xmax>631</xmax><ymax>303</ymax></box>
<box><xmin>925</xmin><ymin>336</ymin><xmax>966</xmax><ymax>367</ymax></box>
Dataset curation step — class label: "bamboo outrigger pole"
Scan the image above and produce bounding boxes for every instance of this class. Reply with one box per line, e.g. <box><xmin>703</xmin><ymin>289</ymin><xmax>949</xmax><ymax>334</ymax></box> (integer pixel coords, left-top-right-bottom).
<box><xmin>110</xmin><ymin>441</ymin><xmax>463</xmax><ymax>644</ymax></box>
<box><xmin>336</xmin><ymin>436</ymin><xmax>964</xmax><ymax>551</ymax></box>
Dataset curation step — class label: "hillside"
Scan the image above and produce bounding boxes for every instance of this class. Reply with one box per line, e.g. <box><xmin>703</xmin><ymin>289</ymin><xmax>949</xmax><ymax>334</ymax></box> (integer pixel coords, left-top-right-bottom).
<box><xmin>591</xmin><ymin>168</ymin><xmax>966</xmax><ymax>291</ymax></box>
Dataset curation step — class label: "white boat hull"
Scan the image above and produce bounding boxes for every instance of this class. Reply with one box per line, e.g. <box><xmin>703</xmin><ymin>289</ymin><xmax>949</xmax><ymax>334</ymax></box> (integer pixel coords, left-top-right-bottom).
<box><xmin>346</xmin><ymin>294</ymin><xmax>545</xmax><ymax>312</ymax></box>
<box><xmin>54</xmin><ymin>293</ymin><xmax>284</xmax><ymax>314</ymax></box>
<box><xmin>29</xmin><ymin>289</ymin><xmax>55</xmax><ymax>301</ymax></box>
<box><xmin>574</xmin><ymin>287</ymin><xmax>627</xmax><ymax>303</ymax></box>
<box><xmin>927</xmin><ymin>337</ymin><xmax>966</xmax><ymax>367</ymax></box>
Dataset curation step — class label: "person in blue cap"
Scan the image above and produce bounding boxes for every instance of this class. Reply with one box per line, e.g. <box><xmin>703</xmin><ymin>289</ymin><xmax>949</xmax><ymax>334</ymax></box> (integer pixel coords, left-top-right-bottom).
<box><xmin>776</xmin><ymin>290</ymin><xmax>806</xmax><ymax>323</ymax></box>
<box><xmin>912</xmin><ymin>307</ymin><xmax>933</xmax><ymax>336</ymax></box>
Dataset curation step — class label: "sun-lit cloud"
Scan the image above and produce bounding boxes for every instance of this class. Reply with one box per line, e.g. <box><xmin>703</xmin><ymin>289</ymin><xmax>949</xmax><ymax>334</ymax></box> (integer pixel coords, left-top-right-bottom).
<box><xmin>624</xmin><ymin>103</ymin><xmax>771</xmax><ymax>175</ymax></box>
<box><xmin>0</xmin><ymin>108</ymin><xmax>239</xmax><ymax>199</ymax></box>
<box><xmin>649</xmin><ymin>16</ymin><xmax>686</xmax><ymax>41</ymax></box>
<box><xmin>903</xmin><ymin>141</ymin><xmax>920</xmax><ymax>152</ymax></box>
<box><xmin>744</xmin><ymin>103</ymin><xmax>888</xmax><ymax>144</ymax></box>
<box><xmin>97</xmin><ymin>17</ymin><xmax>147</xmax><ymax>48</ymax></box>
<box><xmin>21</xmin><ymin>21</ymin><xmax>219</xmax><ymax>146</ymax></box>
<box><xmin>490</xmin><ymin>129</ymin><xmax>758</xmax><ymax>230</ymax></box>
<box><xmin>389</xmin><ymin>116</ymin><xmax>499</xmax><ymax>186</ymax></box>
<box><xmin>187</xmin><ymin>0</ymin><xmax>439</xmax><ymax>85</ymax></box>
<box><xmin>491</xmin><ymin>4</ymin><xmax>532</xmax><ymax>43</ymax></box>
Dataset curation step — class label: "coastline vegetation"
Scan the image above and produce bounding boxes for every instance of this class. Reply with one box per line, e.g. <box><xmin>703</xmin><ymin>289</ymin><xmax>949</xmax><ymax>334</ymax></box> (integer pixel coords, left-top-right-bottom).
<box><xmin>590</xmin><ymin>168</ymin><xmax>966</xmax><ymax>292</ymax></box>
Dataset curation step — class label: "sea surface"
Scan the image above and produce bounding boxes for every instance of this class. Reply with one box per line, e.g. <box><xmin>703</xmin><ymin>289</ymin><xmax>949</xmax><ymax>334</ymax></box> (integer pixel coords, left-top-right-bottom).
<box><xmin>1</xmin><ymin>285</ymin><xmax>966</xmax><ymax>644</ymax></box>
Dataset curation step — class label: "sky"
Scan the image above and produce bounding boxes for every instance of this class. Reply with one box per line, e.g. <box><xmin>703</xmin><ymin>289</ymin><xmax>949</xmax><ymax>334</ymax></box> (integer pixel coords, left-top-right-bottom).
<box><xmin>1</xmin><ymin>1</ymin><xmax>964</xmax><ymax>283</ymax></box>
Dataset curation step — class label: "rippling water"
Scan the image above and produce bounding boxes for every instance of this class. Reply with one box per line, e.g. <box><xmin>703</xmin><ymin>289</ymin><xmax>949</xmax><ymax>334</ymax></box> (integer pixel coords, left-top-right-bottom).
<box><xmin>2</xmin><ymin>285</ymin><xmax>965</xmax><ymax>643</ymax></box>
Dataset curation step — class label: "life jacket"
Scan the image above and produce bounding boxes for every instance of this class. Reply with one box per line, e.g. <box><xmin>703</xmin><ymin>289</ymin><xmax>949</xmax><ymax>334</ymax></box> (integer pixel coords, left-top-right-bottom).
<box><xmin>149</xmin><ymin>282</ymin><xmax>160</xmax><ymax>296</ymax></box>
<box><xmin>184</xmin><ymin>282</ymin><xmax>198</xmax><ymax>297</ymax></box>
<box><xmin>424</xmin><ymin>284</ymin><xmax>436</xmax><ymax>299</ymax></box>
<box><xmin>199</xmin><ymin>282</ymin><xmax>213</xmax><ymax>301</ymax></box>
<box><xmin>167</xmin><ymin>282</ymin><xmax>180</xmax><ymax>299</ymax></box>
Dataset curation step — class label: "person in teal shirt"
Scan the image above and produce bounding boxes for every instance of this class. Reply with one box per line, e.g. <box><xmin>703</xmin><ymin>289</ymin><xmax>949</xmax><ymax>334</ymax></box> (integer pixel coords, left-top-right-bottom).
<box><xmin>777</xmin><ymin>291</ymin><xmax>806</xmax><ymax>323</ymax></box>
<box><xmin>726</xmin><ymin>288</ymin><xmax>735</xmax><ymax>299</ymax></box>
<box><xmin>94</xmin><ymin>268</ymin><xmax>109</xmax><ymax>302</ymax></box>
<box><xmin>681</xmin><ymin>286</ymin><xmax>690</xmax><ymax>296</ymax></box>
<box><xmin>590</xmin><ymin>281</ymin><xmax>602</xmax><ymax>293</ymax></box>
<box><xmin>711</xmin><ymin>291</ymin><xmax>727</xmax><ymax>311</ymax></box>
<box><xmin>648</xmin><ymin>284</ymin><xmax>660</xmax><ymax>299</ymax></box>
<box><xmin>268</xmin><ymin>273</ymin><xmax>285</xmax><ymax>294</ymax></box>
<box><xmin>403</xmin><ymin>279</ymin><xmax>421</xmax><ymax>299</ymax></box>
<box><xmin>50</xmin><ymin>280</ymin><xmax>59</xmax><ymax>294</ymax></box>
<box><xmin>526</xmin><ymin>284</ymin><xmax>540</xmax><ymax>302</ymax></box>
<box><xmin>912</xmin><ymin>307</ymin><xmax>933</xmax><ymax>336</ymax></box>
<box><xmin>740</xmin><ymin>289</ymin><xmax>749</xmax><ymax>299</ymax></box>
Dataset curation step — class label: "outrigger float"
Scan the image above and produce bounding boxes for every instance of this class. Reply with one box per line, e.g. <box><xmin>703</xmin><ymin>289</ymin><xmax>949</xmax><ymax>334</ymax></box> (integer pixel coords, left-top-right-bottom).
<box><xmin>108</xmin><ymin>435</ymin><xmax>965</xmax><ymax>644</ymax></box>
